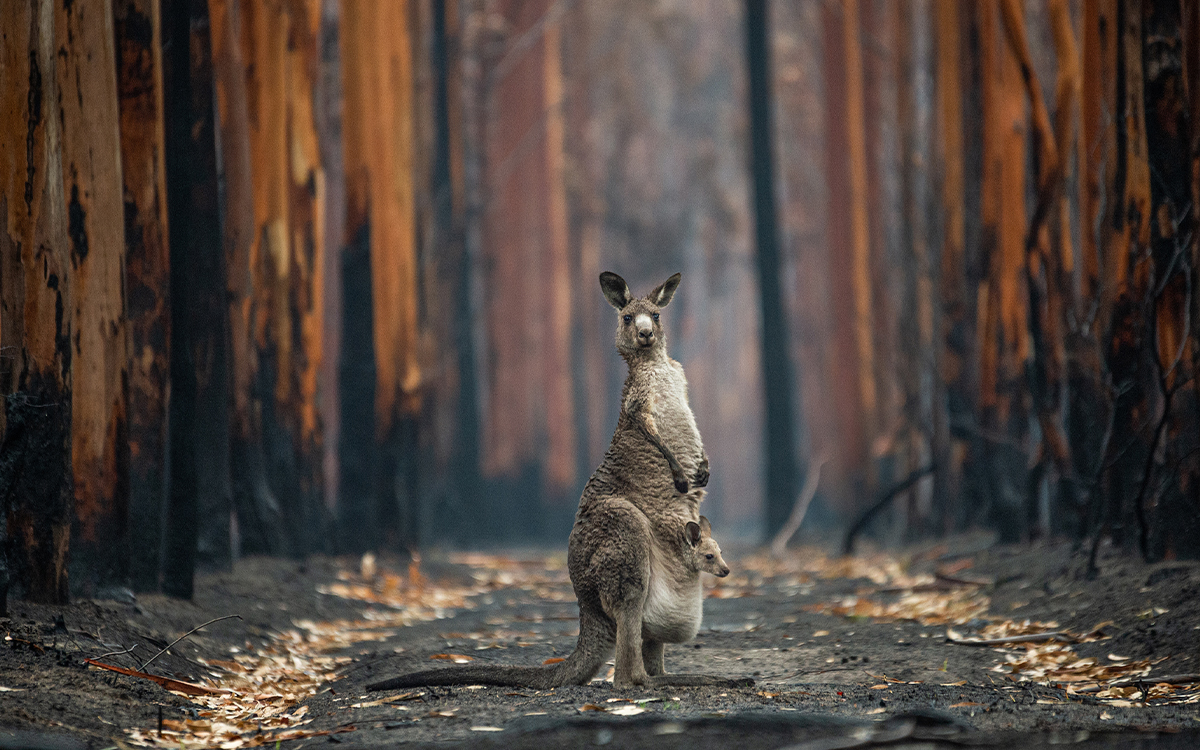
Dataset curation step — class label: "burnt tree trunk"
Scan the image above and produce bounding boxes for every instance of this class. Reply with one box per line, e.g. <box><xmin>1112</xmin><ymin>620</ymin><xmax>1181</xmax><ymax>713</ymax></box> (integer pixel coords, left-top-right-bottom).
<box><xmin>0</xmin><ymin>0</ymin><xmax>74</xmax><ymax>608</ymax></box>
<box><xmin>57</xmin><ymin>0</ymin><xmax>131</xmax><ymax>596</ymax></box>
<box><xmin>746</xmin><ymin>0</ymin><xmax>800</xmax><ymax>538</ymax></box>
<box><xmin>115</xmin><ymin>0</ymin><xmax>171</xmax><ymax>592</ymax></box>
<box><xmin>162</xmin><ymin>0</ymin><xmax>229</xmax><ymax>597</ymax></box>
<box><xmin>208</xmin><ymin>0</ymin><xmax>286</xmax><ymax>557</ymax></box>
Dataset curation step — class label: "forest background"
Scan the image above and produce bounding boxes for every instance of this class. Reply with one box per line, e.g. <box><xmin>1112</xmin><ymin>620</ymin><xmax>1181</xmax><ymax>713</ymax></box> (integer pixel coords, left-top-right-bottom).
<box><xmin>2</xmin><ymin>0</ymin><xmax>1200</xmax><ymax>605</ymax></box>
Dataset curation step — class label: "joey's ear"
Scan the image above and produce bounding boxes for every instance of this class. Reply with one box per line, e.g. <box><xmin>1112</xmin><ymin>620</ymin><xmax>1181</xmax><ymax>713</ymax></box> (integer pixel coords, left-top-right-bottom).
<box><xmin>648</xmin><ymin>272</ymin><xmax>682</xmax><ymax>307</ymax></box>
<box><xmin>599</xmin><ymin>272</ymin><xmax>632</xmax><ymax>309</ymax></box>
<box><xmin>684</xmin><ymin>521</ymin><xmax>701</xmax><ymax>547</ymax></box>
<box><xmin>698</xmin><ymin>515</ymin><xmax>711</xmax><ymax>538</ymax></box>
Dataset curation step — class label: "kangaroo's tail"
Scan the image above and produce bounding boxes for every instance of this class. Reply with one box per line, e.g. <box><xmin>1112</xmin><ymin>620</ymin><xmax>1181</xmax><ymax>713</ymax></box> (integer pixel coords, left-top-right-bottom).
<box><xmin>366</xmin><ymin>610</ymin><xmax>613</xmax><ymax>690</ymax></box>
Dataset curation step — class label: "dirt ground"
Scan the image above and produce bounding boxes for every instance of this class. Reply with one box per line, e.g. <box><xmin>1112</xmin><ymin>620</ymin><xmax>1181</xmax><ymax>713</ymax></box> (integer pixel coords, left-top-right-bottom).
<box><xmin>2</xmin><ymin>535</ymin><xmax>1199</xmax><ymax>749</ymax></box>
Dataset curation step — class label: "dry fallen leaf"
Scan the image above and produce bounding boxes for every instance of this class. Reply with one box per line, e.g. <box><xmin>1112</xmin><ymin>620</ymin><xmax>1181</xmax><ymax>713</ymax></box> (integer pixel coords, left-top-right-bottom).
<box><xmin>950</xmin><ymin>701</ymin><xmax>981</xmax><ymax>707</ymax></box>
<box><xmin>471</xmin><ymin>726</ymin><xmax>504</xmax><ymax>732</ymax></box>
<box><xmin>610</xmin><ymin>705</ymin><xmax>646</xmax><ymax>716</ymax></box>
<box><xmin>429</xmin><ymin>653</ymin><xmax>475</xmax><ymax>663</ymax></box>
<box><xmin>543</xmin><ymin>657</ymin><xmax>566</xmax><ymax>664</ymax></box>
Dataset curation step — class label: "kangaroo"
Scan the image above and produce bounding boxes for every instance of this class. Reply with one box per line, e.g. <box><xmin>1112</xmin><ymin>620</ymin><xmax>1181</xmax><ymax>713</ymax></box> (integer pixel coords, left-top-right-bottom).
<box><xmin>367</xmin><ymin>273</ymin><xmax>747</xmax><ymax>691</ymax></box>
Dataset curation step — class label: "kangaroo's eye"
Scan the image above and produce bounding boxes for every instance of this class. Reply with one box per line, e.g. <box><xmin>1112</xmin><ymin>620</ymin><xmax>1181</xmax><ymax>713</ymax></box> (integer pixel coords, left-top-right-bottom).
<box><xmin>705</xmin><ymin>554</ymin><xmax>714</xmax><ymax>560</ymax></box>
<box><xmin>653</xmin><ymin>313</ymin><xmax>660</xmax><ymax>322</ymax></box>
<box><xmin>623</xmin><ymin>314</ymin><xmax>632</xmax><ymax>324</ymax></box>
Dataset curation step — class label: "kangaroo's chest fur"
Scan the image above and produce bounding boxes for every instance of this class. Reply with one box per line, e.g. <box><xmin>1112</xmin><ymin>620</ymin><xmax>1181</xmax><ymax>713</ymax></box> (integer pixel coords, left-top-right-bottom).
<box><xmin>637</xmin><ymin>358</ymin><xmax>701</xmax><ymax>460</ymax></box>
<box><xmin>585</xmin><ymin>354</ymin><xmax>705</xmax><ymax>516</ymax></box>
<box><xmin>641</xmin><ymin>544</ymin><xmax>703</xmax><ymax>643</ymax></box>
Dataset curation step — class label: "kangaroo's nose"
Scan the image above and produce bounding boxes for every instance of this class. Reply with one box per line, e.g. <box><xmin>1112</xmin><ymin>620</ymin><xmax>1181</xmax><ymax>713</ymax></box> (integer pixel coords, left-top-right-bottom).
<box><xmin>638</xmin><ymin>328</ymin><xmax>654</xmax><ymax>345</ymax></box>
<box><xmin>718</xmin><ymin>567</ymin><xmax>730</xmax><ymax>577</ymax></box>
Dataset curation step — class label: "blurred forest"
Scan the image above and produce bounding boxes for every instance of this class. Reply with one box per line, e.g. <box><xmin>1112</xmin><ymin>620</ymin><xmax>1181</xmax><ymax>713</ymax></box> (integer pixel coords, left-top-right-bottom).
<box><xmin>2</xmin><ymin>0</ymin><xmax>1200</xmax><ymax>605</ymax></box>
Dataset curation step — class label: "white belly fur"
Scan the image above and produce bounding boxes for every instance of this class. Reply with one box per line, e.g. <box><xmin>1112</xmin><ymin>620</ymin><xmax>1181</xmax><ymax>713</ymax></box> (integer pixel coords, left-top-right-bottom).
<box><xmin>642</xmin><ymin>565</ymin><xmax>702</xmax><ymax>643</ymax></box>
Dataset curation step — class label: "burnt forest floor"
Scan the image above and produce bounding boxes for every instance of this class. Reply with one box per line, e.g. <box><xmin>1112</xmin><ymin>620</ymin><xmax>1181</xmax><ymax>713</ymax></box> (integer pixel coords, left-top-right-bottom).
<box><xmin>2</xmin><ymin>534</ymin><xmax>1199</xmax><ymax>749</ymax></box>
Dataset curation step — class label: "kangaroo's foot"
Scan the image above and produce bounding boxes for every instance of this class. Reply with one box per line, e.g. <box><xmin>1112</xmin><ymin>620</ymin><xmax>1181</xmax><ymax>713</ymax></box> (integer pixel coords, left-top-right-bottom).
<box><xmin>641</xmin><ymin>640</ymin><xmax>665</xmax><ymax>677</ymax></box>
<box><xmin>648</xmin><ymin>673</ymin><xmax>755</xmax><ymax>688</ymax></box>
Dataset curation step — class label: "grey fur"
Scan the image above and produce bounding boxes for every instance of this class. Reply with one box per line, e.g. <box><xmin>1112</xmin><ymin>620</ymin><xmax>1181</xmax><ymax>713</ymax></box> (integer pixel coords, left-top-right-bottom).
<box><xmin>366</xmin><ymin>273</ymin><xmax>746</xmax><ymax>691</ymax></box>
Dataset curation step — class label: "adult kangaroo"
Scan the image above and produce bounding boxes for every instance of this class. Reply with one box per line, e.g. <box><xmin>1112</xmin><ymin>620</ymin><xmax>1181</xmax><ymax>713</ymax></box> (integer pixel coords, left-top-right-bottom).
<box><xmin>367</xmin><ymin>273</ymin><xmax>747</xmax><ymax>690</ymax></box>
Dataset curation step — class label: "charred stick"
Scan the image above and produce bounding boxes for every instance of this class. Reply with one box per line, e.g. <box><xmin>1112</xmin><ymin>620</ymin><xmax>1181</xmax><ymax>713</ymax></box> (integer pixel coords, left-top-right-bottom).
<box><xmin>138</xmin><ymin>614</ymin><xmax>242</xmax><ymax>672</ymax></box>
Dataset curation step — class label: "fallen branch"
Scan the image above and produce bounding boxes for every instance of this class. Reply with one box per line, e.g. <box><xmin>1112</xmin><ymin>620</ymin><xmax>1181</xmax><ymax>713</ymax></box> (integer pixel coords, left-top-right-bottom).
<box><xmin>83</xmin><ymin>658</ymin><xmax>233</xmax><ymax>697</ymax></box>
<box><xmin>946</xmin><ymin>630</ymin><xmax>1072</xmax><ymax>646</ymax></box>
<box><xmin>770</xmin><ymin>453</ymin><xmax>827</xmax><ymax>557</ymax></box>
<box><xmin>92</xmin><ymin>643</ymin><xmax>140</xmax><ymax>661</ymax></box>
<box><xmin>138</xmin><ymin>614</ymin><xmax>242</xmax><ymax>672</ymax></box>
<box><xmin>841</xmin><ymin>465</ymin><xmax>937</xmax><ymax>556</ymax></box>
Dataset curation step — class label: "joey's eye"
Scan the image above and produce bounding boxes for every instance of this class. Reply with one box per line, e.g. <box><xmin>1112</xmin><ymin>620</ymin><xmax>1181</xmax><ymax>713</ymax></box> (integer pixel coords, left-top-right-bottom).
<box><xmin>623</xmin><ymin>314</ymin><xmax>632</xmax><ymax>323</ymax></box>
<box><xmin>653</xmin><ymin>313</ymin><xmax>660</xmax><ymax>322</ymax></box>
<box><xmin>705</xmin><ymin>554</ymin><xmax>714</xmax><ymax>560</ymax></box>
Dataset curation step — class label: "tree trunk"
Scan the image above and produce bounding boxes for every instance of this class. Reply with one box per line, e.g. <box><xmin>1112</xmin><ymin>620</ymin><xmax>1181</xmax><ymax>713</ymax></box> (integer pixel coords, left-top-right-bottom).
<box><xmin>935</xmin><ymin>0</ymin><xmax>969</xmax><ymax>533</ymax></box>
<box><xmin>162</xmin><ymin>0</ymin><xmax>228</xmax><ymax>598</ymax></box>
<box><xmin>1141</xmin><ymin>0</ymin><xmax>1199</xmax><ymax>559</ymax></box>
<box><xmin>978</xmin><ymin>0</ymin><xmax>1029</xmax><ymax>542</ymax></box>
<box><xmin>822</xmin><ymin>0</ymin><xmax>872</xmax><ymax>507</ymax></box>
<box><xmin>746</xmin><ymin>0</ymin><xmax>800</xmax><ymax>537</ymax></box>
<box><xmin>0</xmin><ymin>0</ymin><xmax>74</xmax><ymax>608</ymax></box>
<box><xmin>115</xmin><ymin>0</ymin><xmax>171</xmax><ymax>592</ymax></box>
<box><xmin>282</xmin><ymin>0</ymin><xmax>328</xmax><ymax>554</ymax></box>
<box><xmin>57</xmin><ymin>0</ymin><xmax>131</xmax><ymax>596</ymax></box>
<box><xmin>208</xmin><ymin>0</ymin><xmax>286</xmax><ymax>557</ymax></box>
<box><xmin>340</xmin><ymin>0</ymin><xmax>422</xmax><ymax>551</ymax></box>
<box><xmin>1100</xmin><ymin>0</ymin><xmax>1154</xmax><ymax>554</ymax></box>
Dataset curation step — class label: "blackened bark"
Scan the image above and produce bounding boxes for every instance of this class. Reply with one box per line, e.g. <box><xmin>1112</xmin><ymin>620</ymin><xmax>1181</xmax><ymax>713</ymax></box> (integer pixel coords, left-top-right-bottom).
<box><xmin>162</xmin><ymin>0</ymin><xmax>229</xmax><ymax>596</ymax></box>
<box><xmin>188</xmin><ymin>1</ymin><xmax>232</xmax><ymax>571</ymax></box>
<box><xmin>338</xmin><ymin>225</ymin><xmax>378</xmax><ymax>553</ymax></box>
<box><xmin>746</xmin><ymin>0</ymin><xmax>800</xmax><ymax>539</ymax></box>
<box><xmin>115</xmin><ymin>0</ymin><xmax>171</xmax><ymax>592</ymax></box>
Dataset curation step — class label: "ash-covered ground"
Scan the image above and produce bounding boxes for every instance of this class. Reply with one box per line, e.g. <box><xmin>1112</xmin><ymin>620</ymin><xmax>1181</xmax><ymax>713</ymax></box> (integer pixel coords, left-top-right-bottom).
<box><xmin>2</xmin><ymin>536</ymin><xmax>1199</xmax><ymax>749</ymax></box>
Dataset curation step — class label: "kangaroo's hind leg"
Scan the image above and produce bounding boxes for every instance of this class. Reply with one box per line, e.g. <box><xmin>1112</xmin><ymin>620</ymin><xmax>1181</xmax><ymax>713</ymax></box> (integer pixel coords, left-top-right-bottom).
<box><xmin>642</xmin><ymin>639</ymin><xmax>665</xmax><ymax>676</ymax></box>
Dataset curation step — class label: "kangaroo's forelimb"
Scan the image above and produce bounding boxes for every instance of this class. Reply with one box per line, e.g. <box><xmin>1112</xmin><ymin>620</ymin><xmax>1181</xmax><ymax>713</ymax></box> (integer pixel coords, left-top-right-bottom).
<box><xmin>627</xmin><ymin>397</ymin><xmax>690</xmax><ymax>494</ymax></box>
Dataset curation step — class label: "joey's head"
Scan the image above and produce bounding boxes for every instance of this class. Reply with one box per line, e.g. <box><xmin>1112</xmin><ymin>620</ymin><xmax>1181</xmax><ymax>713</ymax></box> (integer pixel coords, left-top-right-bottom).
<box><xmin>684</xmin><ymin>516</ymin><xmax>729</xmax><ymax>578</ymax></box>
<box><xmin>599</xmin><ymin>271</ymin><xmax>681</xmax><ymax>359</ymax></box>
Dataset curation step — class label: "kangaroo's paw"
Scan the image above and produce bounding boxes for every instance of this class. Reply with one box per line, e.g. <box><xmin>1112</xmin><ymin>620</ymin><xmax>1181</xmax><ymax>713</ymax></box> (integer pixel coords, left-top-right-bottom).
<box><xmin>693</xmin><ymin>459</ymin><xmax>709</xmax><ymax>488</ymax></box>
<box><xmin>672</xmin><ymin>470</ymin><xmax>690</xmax><ymax>494</ymax></box>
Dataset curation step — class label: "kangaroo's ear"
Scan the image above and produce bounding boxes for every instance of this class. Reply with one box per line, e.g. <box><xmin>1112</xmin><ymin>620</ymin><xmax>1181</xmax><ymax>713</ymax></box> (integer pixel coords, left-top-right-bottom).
<box><xmin>599</xmin><ymin>272</ymin><xmax>632</xmax><ymax>310</ymax></box>
<box><xmin>648</xmin><ymin>273</ymin><xmax>682</xmax><ymax>307</ymax></box>
<box><xmin>698</xmin><ymin>515</ymin><xmax>711</xmax><ymax>538</ymax></box>
<box><xmin>684</xmin><ymin>521</ymin><xmax>701</xmax><ymax>547</ymax></box>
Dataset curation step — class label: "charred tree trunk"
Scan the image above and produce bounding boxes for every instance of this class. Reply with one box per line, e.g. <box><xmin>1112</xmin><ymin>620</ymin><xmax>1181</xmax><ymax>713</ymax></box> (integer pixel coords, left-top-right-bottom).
<box><xmin>208</xmin><ymin>0</ymin><xmax>286</xmax><ymax>557</ymax></box>
<box><xmin>746</xmin><ymin>0</ymin><xmax>800</xmax><ymax>538</ymax></box>
<box><xmin>935</xmin><ymin>0</ymin><xmax>970</xmax><ymax>533</ymax></box>
<box><xmin>162</xmin><ymin>0</ymin><xmax>228</xmax><ymax>597</ymax></box>
<box><xmin>978</xmin><ymin>0</ymin><xmax>1029</xmax><ymax>542</ymax></box>
<box><xmin>341</xmin><ymin>0</ymin><xmax>422</xmax><ymax>552</ymax></box>
<box><xmin>823</xmin><ymin>0</ymin><xmax>874</xmax><ymax>509</ymax></box>
<box><xmin>0</xmin><ymin>0</ymin><xmax>74</xmax><ymax>608</ymax></box>
<box><xmin>57</xmin><ymin>0</ymin><xmax>131</xmax><ymax>596</ymax></box>
<box><xmin>431</xmin><ymin>0</ymin><xmax>483</xmax><ymax>543</ymax></box>
<box><xmin>1099</xmin><ymin>0</ymin><xmax>1154</xmax><ymax>558</ymax></box>
<box><xmin>1141</xmin><ymin>0</ymin><xmax>1199</xmax><ymax>560</ymax></box>
<box><xmin>115</xmin><ymin>0</ymin><xmax>171</xmax><ymax>592</ymax></box>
